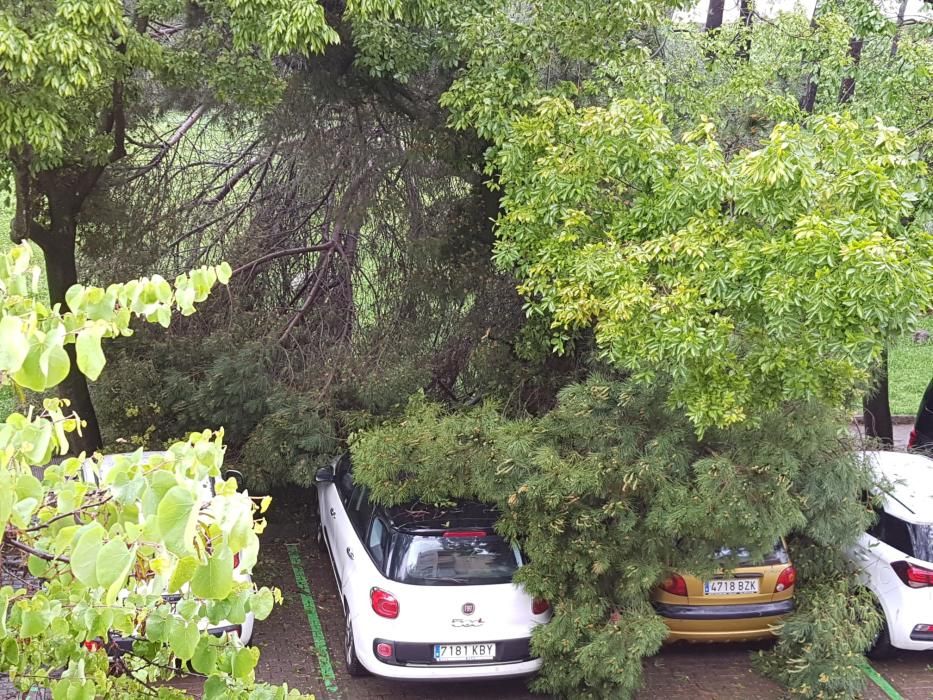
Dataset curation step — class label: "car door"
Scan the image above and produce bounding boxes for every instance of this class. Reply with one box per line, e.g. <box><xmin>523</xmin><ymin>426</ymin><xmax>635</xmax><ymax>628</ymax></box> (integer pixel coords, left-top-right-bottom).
<box><xmin>318</xmin><ymin>456</ymin><xmax>349</xmax><ymax>581</ymax></box>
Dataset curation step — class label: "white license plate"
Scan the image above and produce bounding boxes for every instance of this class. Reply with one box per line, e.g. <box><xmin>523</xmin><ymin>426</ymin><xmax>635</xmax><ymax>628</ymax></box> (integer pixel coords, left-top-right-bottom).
<box><xmin>704</xmin><ymin>578</ymin><xmax>759</xmax><ymax>595</ymax></box>
<box><xmin>433</xmin><ymin>643</ymin><xmax>496</xmax><ymax>662</ymax></box>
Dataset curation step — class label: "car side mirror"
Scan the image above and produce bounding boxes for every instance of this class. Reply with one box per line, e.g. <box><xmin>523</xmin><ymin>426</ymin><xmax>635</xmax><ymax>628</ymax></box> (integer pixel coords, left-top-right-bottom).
<box><xmin>315</xmin><ymin>466</ymin><xmax>335</xmax><ymax>483</ymax></box>
<box><xmin>223</xmin><ymin>469</ymin><xmax>245</xmax><ymax>491</ymax></box>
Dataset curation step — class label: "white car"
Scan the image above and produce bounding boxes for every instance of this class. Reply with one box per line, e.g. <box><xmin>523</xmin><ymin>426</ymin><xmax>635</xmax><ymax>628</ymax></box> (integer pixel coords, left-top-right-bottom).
<box><xmin>314</xmin><ymin>455</ymin><xmax>550</xmax><ymax>680</ymax></box>
<box><xmin>80</xmin><ymin>452</ymin><xmax>254</xmax><ymax>649</ymax></box>
<box><xmin>849</xmin><ymin>450</ymin><xmax>933</xmax><ymax>656</ymax></box>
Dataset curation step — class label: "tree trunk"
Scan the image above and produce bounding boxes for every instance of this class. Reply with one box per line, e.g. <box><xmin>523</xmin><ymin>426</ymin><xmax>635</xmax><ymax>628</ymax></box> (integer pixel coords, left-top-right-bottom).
<box><xmin>890</xmin><ymin>0</ymin><xmax>909</xmax><ymax>58</ymax></box>
<box><xmin>863</xmin><ymin>349</ymin><xmax>893</xmax><ymax>447</ymax></box>
<box><xmin>799</xmin><ymin>1</ymin><xmax>822</xmax><ymax>113</ymax></box>
<box><xmin>837</xmin><ymin>37</ymin><xmax>863</xmax><ymax>104</ymax></box>
<box><xmin>39</xmin><ymin>208</ymin><xmax>104</xmax><ymax>455</ymax></box>
<box><xmin>736</xmin><ymin>0</ymin><xmax>752</xmax><ymax>61</ymax></box>
<box><xmin>705</xmin><ymin>0</ymin><xmax>725</xmax><ymax>31</ymax></box>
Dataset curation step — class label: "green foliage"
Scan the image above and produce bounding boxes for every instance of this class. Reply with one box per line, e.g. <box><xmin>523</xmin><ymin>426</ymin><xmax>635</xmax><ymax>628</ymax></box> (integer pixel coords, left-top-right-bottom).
<box><xmin>352</xmin><ymin>377</ymin><xmax>876</xmax><ymax>698</ymax></box>
<box><xmin>239</xmin><ymin>389</ymin><xmax>340</xmax><ymax>493</ymax></box>
<box><xmin>756</xmin><ymin>541</ymin><xmax>881</xmax><ymax>699</ymax></box>
<box><xmin>493</xmin><ymin>99</ymin><xmax>931</xmax><ymax>432</ymax></box>
<box><xmin>0</xmin><ymin>242</ymin><xmax>310</xmax><ymax>699</ymax></box>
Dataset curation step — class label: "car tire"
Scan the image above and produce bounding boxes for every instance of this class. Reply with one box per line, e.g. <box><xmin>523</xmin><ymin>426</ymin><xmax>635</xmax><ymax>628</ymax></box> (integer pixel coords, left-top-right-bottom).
<box><xmin>316</xmin><ymin>522</ymin><xmax>328</xmax><ymax>554</ymax></box>
<box><xmin>345</xmin><ymin>616</ymin><xmax>367</xmax><ymax>677</ymax></box>
<box><xmin>868</xmin><ymin>610</ymin><xmax>896</xmax><ymax>660</ymax></box>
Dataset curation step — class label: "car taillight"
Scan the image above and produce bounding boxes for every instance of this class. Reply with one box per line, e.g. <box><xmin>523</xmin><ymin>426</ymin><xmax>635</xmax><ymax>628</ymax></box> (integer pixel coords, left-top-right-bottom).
<box><xmin>775</xmin><ymin>565</ymin><xmax>796</xmax><ymax>592</ymax></box>
<box><xmin>908</xmin><ymin>429</ymin><xmax>918</xmax><ymax>449</ymax></box>
<box><xmin>442</xmin><ymin>530</ymin><xmax>486</xmax><ymax>538</ymax></box>
<box><xmin>371</xmin><ymin>588</ymin><xmax>400</xmax><ymax>618</ymax></box>
<box><xmin>892</xmin><ymin>560</ymin><xmax>933</xmax><ymax>588</ymax></box>
<box><xmin>660</xmin><ymin>573</ymin><xmax>688</xmax><ymax>597</ymax></box>
<box><xmin>83</xmin><ymin>640</ymin><xmax>103</xmax><ymax>652</ymax></box>
<box><xmin>375</xmin><ymin>642</ymin><xmax>394</xmax><ymax>658</ymax></box>
<box><xmin>233</xmin><ymin>552</ymin><xmax>240</xmax><ymax>568</ymax></box>
<box><xmin>532</xmin><ymin>598</ymin><xmax>550</xmax><ymax>615</ymax></box>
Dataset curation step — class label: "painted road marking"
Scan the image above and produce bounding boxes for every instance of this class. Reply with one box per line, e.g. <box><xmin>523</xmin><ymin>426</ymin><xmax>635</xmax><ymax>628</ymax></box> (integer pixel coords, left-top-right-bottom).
<box><xmin>859</xmin><ymin>660</ymin><xmax>904</xmax><ymax>700</ymax></box>
<box><xmin>286</xmin><ymin>543</ymin><xmax>340</xmax><ymax>697</ymax></box>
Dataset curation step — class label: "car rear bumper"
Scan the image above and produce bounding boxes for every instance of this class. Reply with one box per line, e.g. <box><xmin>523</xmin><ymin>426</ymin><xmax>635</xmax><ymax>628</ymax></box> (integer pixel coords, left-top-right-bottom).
<box><xmin>359</xmin><ymin>637</ymin><xmax>541</xmax><ymax>680</ymax></box>
<box><xmin>655</xmin><ymin>600</ymin><xmax>793</xmax><ymax>642</ymax></box>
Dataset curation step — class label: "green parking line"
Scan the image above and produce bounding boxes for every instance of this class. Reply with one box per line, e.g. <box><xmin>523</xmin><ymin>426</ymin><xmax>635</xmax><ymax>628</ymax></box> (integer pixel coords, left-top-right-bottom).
<box><xmin>286</xmin><ymin>543</ymin><xmax>340</xmax><ymax>697</ymax></box>
<box><xmin>859</xmin><ymin>660</ymin><xmax>903</xmax><ymax>700</ymax></box>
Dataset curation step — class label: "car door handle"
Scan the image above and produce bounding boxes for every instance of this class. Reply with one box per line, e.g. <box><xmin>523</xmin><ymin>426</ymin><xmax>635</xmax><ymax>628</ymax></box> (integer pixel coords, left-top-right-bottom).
<box><xmin>329</xmin><ymin>508</ymin><xmax>336</xmax><ymax>518</ymax></box>
<box><xmin>346</xmin><ymin>547</ymin><xmax>355</xmax><ymax>560</ymax></box>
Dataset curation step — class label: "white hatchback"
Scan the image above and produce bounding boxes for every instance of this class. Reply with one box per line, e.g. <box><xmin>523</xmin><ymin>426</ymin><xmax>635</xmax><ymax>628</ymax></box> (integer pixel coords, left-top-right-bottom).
<box><xmin>81</xmin><ymin>452</ymin><xmax>255</xmax><ymax>649</ymax></box>
<box><xmin>849</xmin><ymin>450</ymin><xmax>933</xmax><ymax>656</ymax></box>
<box><xmin>314</xmin><ymin>455</ymin><xmax>550</xmax><ymax>680</ymax></box>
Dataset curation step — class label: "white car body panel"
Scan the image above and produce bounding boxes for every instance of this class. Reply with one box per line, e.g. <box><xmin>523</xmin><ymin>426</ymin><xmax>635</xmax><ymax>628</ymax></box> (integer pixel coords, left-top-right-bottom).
<box><xmin>848</xmin><ymin>451</ymin><xmax>933</xmax><ymax>651</ymax></box>
<box><xmin>82</xmin><ymin>452</ymin><xmax>255</xmax><ymax>646</ymax></box>
<box><xmin>316</xmin><ymin>464</ymin><xmax>547</xmax><ymax>680</ymax></box>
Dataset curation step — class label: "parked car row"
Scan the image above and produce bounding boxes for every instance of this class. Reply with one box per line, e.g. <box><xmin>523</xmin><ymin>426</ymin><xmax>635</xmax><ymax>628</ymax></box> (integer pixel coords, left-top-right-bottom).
<box><xmin>313</xmin><ymin>442</ymin><xmax>933</xmax><ymax>681</ymax></box>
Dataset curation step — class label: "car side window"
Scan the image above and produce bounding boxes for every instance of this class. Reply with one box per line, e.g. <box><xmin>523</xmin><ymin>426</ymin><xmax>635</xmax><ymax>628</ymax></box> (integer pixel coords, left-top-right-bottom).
<box><xmin>868</xmin><ymin>509</ymin><xmax>915</xmax><ymax>556</ymax></box>
<box><xmin>338</xmin><ymin>472</ymin><xmax>355</xmax><ymax>504</ymax></box>
<box><xmin>347</xmin><ymin>486</ymin><xmax>375</xmax><ymax>535</ymax></box>
<box><xmin>368</xmin><ymin>518</ymin><xmax>390</xmax><ymax>568</ymax></box>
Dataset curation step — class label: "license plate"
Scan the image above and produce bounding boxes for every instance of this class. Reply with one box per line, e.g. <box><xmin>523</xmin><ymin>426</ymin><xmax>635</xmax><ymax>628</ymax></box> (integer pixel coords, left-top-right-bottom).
<box><xmin>433</xmin><ymin>643</ymin><xmax>496</xmax><ymax>662</ymax></box>
<box><xmin>704</xmin><ymin>578</ymin><xmax>759</xmax><ymax>595</ymax></box>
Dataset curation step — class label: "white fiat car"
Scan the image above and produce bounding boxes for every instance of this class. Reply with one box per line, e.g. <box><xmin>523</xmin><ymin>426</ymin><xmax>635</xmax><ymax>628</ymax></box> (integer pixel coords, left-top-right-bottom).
<box><xmin>849</xmin><ymin>450</ymin><xmax>933</xmax><ymax>657</ymax></box>
<box><xmin>314</xmin><ymin>455</ymin><xmax>550</xmax><ymax>680</ymax></box>
<box><xmin>81</xmin><ymin>452</ymin><xmax>255</xmax><ymax>648</ymax></box>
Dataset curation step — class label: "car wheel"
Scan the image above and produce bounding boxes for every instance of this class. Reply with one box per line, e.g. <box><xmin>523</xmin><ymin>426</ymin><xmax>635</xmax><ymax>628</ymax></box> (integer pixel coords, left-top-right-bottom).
<box><xmin>868</xmin><ymin>617</ymin><xmax>896</xmax><ymax>660</ymax></box>
<box><xmin>316</xmin><ymin>522</ymin><xmax>328</xmax><ymax>554</ymax></box>
<box><xmin>345</xmin><ymin>616</ymin><xmax>367</xmax><ymax>677</ymax></box>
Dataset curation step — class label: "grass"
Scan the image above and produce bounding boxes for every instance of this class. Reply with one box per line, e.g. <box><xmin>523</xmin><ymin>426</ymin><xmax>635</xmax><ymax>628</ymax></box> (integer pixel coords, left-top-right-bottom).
<box><xmin>889</xmin><ymin>316</ymin><xmax>933</xmax><ymax>416</ymax></box>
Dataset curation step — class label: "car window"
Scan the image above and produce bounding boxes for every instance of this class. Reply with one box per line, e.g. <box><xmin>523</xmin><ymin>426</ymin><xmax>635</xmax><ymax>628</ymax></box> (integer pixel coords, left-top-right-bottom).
<box><xmin>337</xmin><ymin>471</ymin><xmax>355</xmax><ymax>505</ymax></box>
<box><xmin>389</xmin><ymin>532</ymin><xmax>522</xmax><ymax>586</ymax></box>
<box><xmin>868</xmin><ymin>509</ymin><xmax>914</xmax><ymax>556</ymax></box>
<box><xmin>346</xmin><ymin>486</ymin><xmax>374</xmax><ymax>534</ymax></box>
<box><xmin>907</xmin><ymin>523</ymin><xmax>933</xmax><ymax>563</ymax></box>
<box><xmin>913</xmin><ymin>378</ymin><xmax>933</xmax><ymax>451</ymax></box>
<box><xmin>368</xmin><ymin>518</ymin><xmax>390</xmax><ymax>569</ymax></box>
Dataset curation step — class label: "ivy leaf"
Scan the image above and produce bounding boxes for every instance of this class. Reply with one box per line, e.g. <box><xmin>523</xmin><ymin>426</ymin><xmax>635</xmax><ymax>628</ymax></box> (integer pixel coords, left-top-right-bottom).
<box><xmin>75</xmin><ymin>326</ymin><xmax>106</xmax><ymax>380</ymax></box>
<box><xmin>168</xmin><ymin>618</ymin><xmax>200</xmax><ymax>660</ymax></box>
<box><xmin>190</xmin><ymin>548</ymin><xmax>234</xmax><ymax>600</ymax></box>
<box><xmin>231</xmin><ymin>646</ymin><xmax>258</xmax><ymax>679</ymax></box>
<box><xmin>0</xmin><ymin>316</ymin><xmax>29</xmax><ymax>373</ymax></box>
<box><xmin>95</xmin><ymin>539</ymin><xmax>135</xmax><ymax>604</ymax></box>
<box><xmin>70</xmin><ymin>523</ymin><xmax>107</xmax><ymax>587</ymax></box>
<box><xmin>248</xmin><ymin>588</ymin><xmax>275</xmax><ymax>621</ymax></box>
<box><xmin>157</xmin><ymin>486</ymin><xmax>199</xmax><ymax>556</ymax></box>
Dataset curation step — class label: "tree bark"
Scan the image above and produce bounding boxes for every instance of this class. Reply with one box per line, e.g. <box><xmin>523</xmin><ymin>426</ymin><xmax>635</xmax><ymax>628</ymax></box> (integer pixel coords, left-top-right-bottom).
<box><xmin>799</xmin><ymin>1</ymin><xmax>822</xmax><ymax>113</ymax></box>
<box><xmin>32</xmin><ymin>187</ymin><xmax>104</xmax><ymax>455</ymax></box>
<box><xmin>890</xmin><ymin>0</ymin><xmax>909</xmax><ymax>58</ymax></box>
<box><xmin>736</xmin><ymin>0</ymin><xmax>753</xmax><ymax>61</ymax></box>
<box><xmin>837</xmin><ymin>37</ymin><xmax>863</xmax><ymax>104</ymax></box>
<box><xmin>705</xmin><ymin>0</ymin><xmax>725</xmax><ymax>32</ymax></box>
<box><xmin>863</xmin><ymin>349</ymin><xmax>893</xmax><ymax>447</ymax></box>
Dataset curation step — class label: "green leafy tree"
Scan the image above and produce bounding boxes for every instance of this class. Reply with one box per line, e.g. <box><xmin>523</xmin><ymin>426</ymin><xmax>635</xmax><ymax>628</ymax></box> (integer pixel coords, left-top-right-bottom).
<box><xmin>1</xmin><ymin>0</ymin><xmax>338</xmax><ymax>452</ymax></box>
<box><xmin>0</xmin><ymin>243</ymin><xmax>307</xmax><ymax>699</ymax></box>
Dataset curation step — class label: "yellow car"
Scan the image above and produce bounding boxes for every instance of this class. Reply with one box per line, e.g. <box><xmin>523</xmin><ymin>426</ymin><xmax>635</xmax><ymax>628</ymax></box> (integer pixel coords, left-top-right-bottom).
<box><xmin>652</xmin><ymin>543</ymin><xmax>796</xmax><ymax>642</ymax></box>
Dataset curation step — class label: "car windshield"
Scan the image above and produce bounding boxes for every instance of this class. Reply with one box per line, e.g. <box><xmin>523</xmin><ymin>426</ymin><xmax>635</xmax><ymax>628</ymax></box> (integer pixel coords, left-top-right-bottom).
<box><xmin>390</xmin><ymin>532</ymin><xmax>522</xmax><ymax>585</ymax></box>
<box><xmin>908</xmin><ymin>523</ymin><xmax>933</xmax><ymax>563</ymax></box>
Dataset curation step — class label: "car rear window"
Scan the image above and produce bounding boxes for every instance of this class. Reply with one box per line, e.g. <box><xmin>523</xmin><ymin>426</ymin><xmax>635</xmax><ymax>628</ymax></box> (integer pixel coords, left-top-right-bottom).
<box><xmin>714</xmin><ymin>541</ymin><xmax>789</xmax><ymax>566</ymax></box>
<box><xmin>389</xmin><ymin>532</ymin><xmax>522</xmax><ymax>585</ymax></box>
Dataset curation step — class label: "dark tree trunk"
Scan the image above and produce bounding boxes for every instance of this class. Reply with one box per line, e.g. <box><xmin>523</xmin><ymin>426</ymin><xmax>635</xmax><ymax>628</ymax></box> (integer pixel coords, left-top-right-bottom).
<box><xmin>863</xmin><ymin>349</ymin><xmax>893</xmax><ymax>447</ymax></box>
<box><xmin>736</xmin><ymin>0</ymin><xmax>753</xmax><ymax>61</ymax></box>
<box><xmin>705</xmin><ymin>0</ymin><xmax>725</xmax><ymax>31</ymax></box>
<box><xmin>39</xmin><ymin>210</ymin><xmax>104</xmax><ymax>454</ymax></box>
<box><xmin>799</xmin><ymin>1</ymin><xmax>822</xmax><ymax>113</ymax></box>
<box><xmin>838</xmin><ymin>37</ymin><xmax>863</xmax><ymax>104</ymax></box>
<box><xmin>890</xmin><ymin>0</ymin><xmax>909</xmax><ymax>57</ymax></box>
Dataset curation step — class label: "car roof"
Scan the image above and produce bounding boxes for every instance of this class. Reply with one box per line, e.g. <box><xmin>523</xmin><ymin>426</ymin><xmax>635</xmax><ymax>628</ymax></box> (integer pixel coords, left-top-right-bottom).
<box><xmin>383</xmin><ymin>501</ymin><xmax>501</xmax><ymax>534</ymax></box>
<box><xmin>863</xmin><ymin>450</ymin><xmax>933</xmax><ymax>524</ymax></box>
